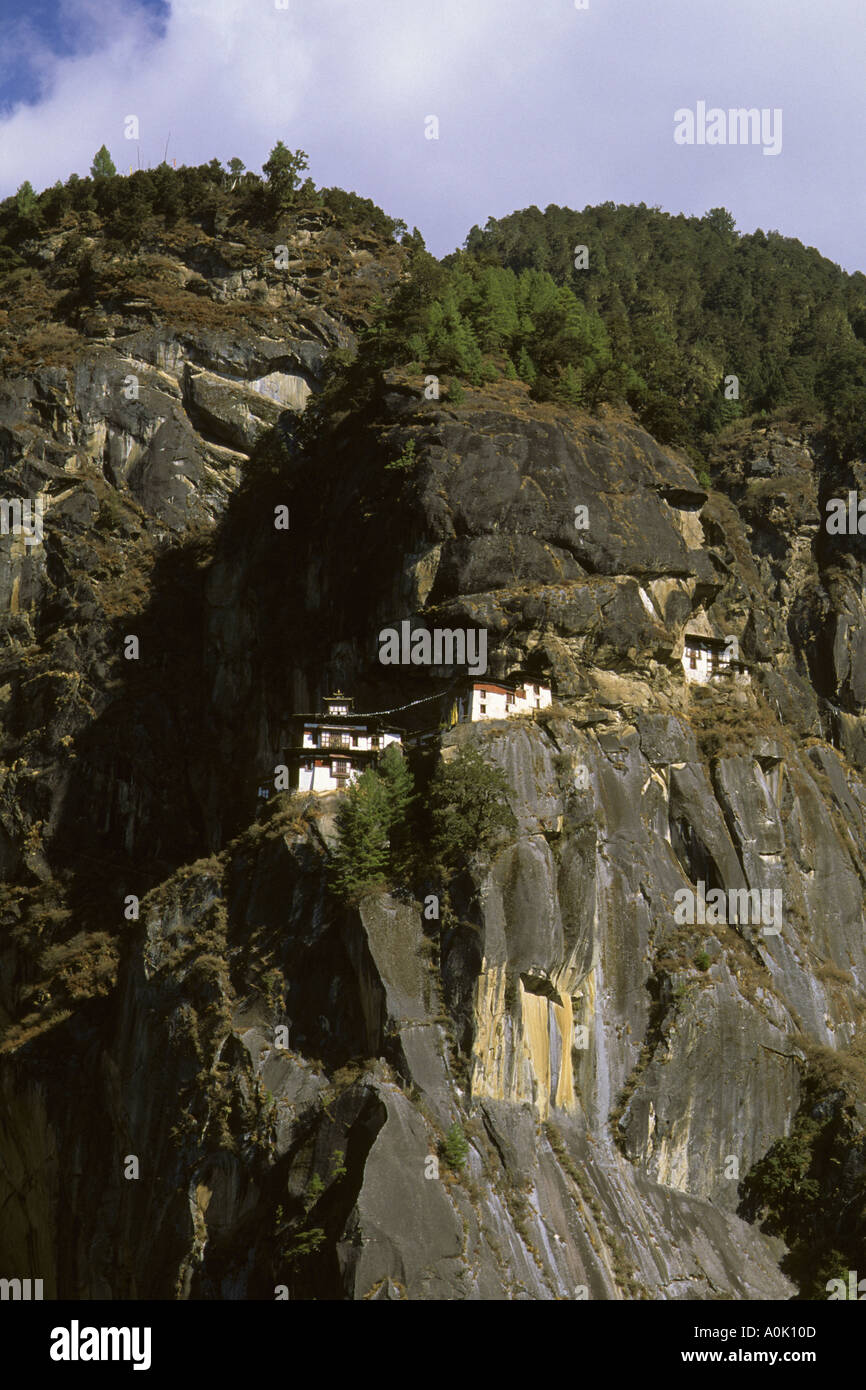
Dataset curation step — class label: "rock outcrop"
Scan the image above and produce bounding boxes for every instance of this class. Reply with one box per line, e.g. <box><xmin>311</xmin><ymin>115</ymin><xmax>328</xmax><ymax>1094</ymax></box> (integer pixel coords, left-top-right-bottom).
<box><xmin>1</xmin><ymin>217</ymin><xmax>865</xmax><ymax>1300</ymax></box>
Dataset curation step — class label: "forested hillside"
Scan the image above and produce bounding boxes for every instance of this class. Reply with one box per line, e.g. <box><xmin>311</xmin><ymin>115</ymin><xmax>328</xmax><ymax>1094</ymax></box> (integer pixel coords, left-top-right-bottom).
<box><xmin>309</xmin><ymin>197</ymin><xmax>866</xmax><ymax>468</ymax></box>
<box><xmin>2</xmin><ymin>155</ymin><xmax>866</xmax><ymax>1302</ymax></box>
<box><xmin>6</xmin><ymin>158</ymin><xmax>866</xmax><ymax>464</ymax></box>
<box><xmin>461</xmin><ymin>203</ymin><xmax>866</xmax><ymax>454</ymax></box>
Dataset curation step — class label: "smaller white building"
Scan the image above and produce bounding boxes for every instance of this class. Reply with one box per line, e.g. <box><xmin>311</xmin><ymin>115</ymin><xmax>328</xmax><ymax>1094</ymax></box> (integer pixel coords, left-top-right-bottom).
<box><xmin>453</xmin><ymin>676</ymin><xmax>553</xmax><ymax>724</ymax></box>
<box><xmin>283</xmin><ymin>693</ymin><xmax>403</xmax><ymax>793</ymax></box>
<box><xmin>682</xmin><ymin>635</ymin><xmax>748</xmax><ymax>686</ymax></box>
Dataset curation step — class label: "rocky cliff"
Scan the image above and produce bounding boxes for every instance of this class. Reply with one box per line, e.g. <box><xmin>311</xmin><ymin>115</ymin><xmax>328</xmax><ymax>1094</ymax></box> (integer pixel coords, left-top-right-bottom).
<box><xmin>1</xmin><ymin>206</ymin><xmax>864</xmax><ymax>1300</ymax></box>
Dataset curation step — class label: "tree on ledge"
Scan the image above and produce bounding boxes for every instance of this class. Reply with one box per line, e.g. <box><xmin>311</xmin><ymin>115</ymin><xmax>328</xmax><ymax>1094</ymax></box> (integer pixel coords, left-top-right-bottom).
<box><xmin>327</xmin><ymin>770</ymin><xmax>390</xmax><ymax>901</ymax></box>
<box><xmin>15</xmin><ymin>181</ymin><xmax>37</xmax><ymax>218</ymax></box>
<box><xmin>429</xmin><ymin>745</ymin><xmax>516</xmax><ymax>874</ymax></box>
<box><xmin>262</xmin><ymin>141</ymin><xmax>309</xmax><ymax>207</ymax></box>
<box><xmin>90</xmin><ymin>145</ymin><xmax>117</xmax><ymax>179</ymax></box>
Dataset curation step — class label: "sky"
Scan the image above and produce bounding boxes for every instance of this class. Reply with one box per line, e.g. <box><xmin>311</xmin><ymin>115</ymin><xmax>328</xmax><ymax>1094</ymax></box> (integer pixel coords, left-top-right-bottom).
<box><xmin>0</xmin><ymin>0</ymin><xmax>863</xmax><ymax>269</ymax></box>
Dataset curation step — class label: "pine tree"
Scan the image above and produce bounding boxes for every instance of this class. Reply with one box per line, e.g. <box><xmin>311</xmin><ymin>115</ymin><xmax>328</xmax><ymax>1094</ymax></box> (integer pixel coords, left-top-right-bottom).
<box><xmin>429</xmin><ymin>745</ymin><xmax>516</xmax><ymax>873</ymax></box>
<box><xmin>378</xmin><ymin>743</ymin><xmax>414</xmax><ymax>818</ymax></box>
<box><xmin>516</xmin><ymin>345</ymin><xmax>537</xmax><ymax>384</ymax></box>
<box><xmin>327</xmin><ymin>769</ymin><xmax>390</xmax><ymax>900</ymax></box>
<box><xmin>554</xmin><ymin>285</ymin><xmax>593</xmax><ymax>347</ymax></box>
<box><xmin>555</xmin><ymin>362</ymin><xmax>585</xmax><ymax>406</ymax></box>
<box><xmin>426</xmin><ymin>291</ymin><xmax>483</xmax><ymax>377</ymax></box>
<box><xmin>262</xmin><ymin>142</ymin><xmax>309</xmax><ymax>206</ymax></box>
<box><xmin>471</xmin><ymin>267</ymin><xmax>519</xmax><ymax>353</ymax></box>
<box><xmin>90</xmin><ymin>145</ymin><xmax>117</xmax><ymax>179</ymax></box>
<box><xmin>14</xmin><ymin>181</ymin><xmax>37</xmax><ymax>218</ymax></box>
<box><xmin>442</xmin><ymin>1122</ymin><xmax>469</xmax><ymax>1171</ymax></box>
<box><xmin>42</xmin><ymin>180</ymin><xmax>72</xmax><ymax>226</ymax></box>
<box><xmin>297</xmin><ymin>176</ymin><xmax>320</xmax><ymax>205</ymax></box>
<box><xmin>403</xmin><ymin>227</ymin><xmax>426</xmax><ymax>254</ymax></box>
<box><xmin>704</xmin><ymin>206</ymin><xmax>737</xmax><ymax>238</ymax></box>
<box><xmin>377</xmin><ymin>744</ymin><xmax>415</xmax><ymax>876</ymax></box>
<box><xmin>517</xmin><ymin>268</ymin><xmax>559</xmax><ymax>321</ymax></box>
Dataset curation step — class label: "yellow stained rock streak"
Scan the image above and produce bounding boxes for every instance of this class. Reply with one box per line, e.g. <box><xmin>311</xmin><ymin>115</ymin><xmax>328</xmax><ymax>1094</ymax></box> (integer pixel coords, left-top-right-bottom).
<box><xmin>471</xmin><ymin>960</ymin><xmax>577</xmax><ymax>1119</ymax></box>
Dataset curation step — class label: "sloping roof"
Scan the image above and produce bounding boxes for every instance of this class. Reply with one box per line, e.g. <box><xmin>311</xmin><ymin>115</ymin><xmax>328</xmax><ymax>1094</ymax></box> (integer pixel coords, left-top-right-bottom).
<box><xmin>684</xmin><ymin>632</ymin><xmax>730</xmax><ymax>649</ymax></box>
<box><xmin>453</xmin><ymin>671</ymin><xmax>553</xmax><ymax>693</ymax></box>
<box><xmin>290</xmin><ymin>713</ymin><xmax>403</xmax><ymax>731</ymax></box>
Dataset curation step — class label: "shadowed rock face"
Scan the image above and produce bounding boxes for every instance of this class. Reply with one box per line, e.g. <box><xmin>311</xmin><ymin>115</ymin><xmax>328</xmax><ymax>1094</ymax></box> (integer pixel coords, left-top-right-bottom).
<box><xmin>1</xmin><ymin>220</ymin><xmax>865</xmax><ymax>1297</ymax></box>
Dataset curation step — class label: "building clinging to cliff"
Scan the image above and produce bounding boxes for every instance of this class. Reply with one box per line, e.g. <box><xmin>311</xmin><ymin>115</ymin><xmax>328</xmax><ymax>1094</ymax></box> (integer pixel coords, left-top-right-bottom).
<box><xmin>282</xmin><ymin>693</ymin><xmax>403</xmax><ymax>792</ymax></box>
<box><xmin>451</xmin><ymin>674</ymin><xmax>553</xmax><ymax>722</ymax></box>
<box><xmin>682</xmin><ymin>633</ymin><xmax>749</xmax><ymax>685</ymax></box>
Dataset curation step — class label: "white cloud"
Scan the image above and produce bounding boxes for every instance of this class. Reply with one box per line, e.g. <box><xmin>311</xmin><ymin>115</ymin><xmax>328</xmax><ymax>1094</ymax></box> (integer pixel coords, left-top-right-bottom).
<box><xmin>0</xmin><ymin>0</ymin><xmax>307</xmax><ymax>183</ymax></box>
<box><xmin>0</xmin><ymin>0</ymin><xmax>863</xmax><ymax>268</ymax></box>
<box><xmin>0</xmin><ymin>0</ymin><xmax>535</xmax><ymax>190</ymax></box>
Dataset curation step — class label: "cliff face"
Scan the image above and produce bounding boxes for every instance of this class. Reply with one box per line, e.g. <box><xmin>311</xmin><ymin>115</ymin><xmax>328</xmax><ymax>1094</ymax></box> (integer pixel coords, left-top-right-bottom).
<box><xmin>1</xmin><ymin>216</ymin><xmax>865</xmax><ymax>1300</ymax></box>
